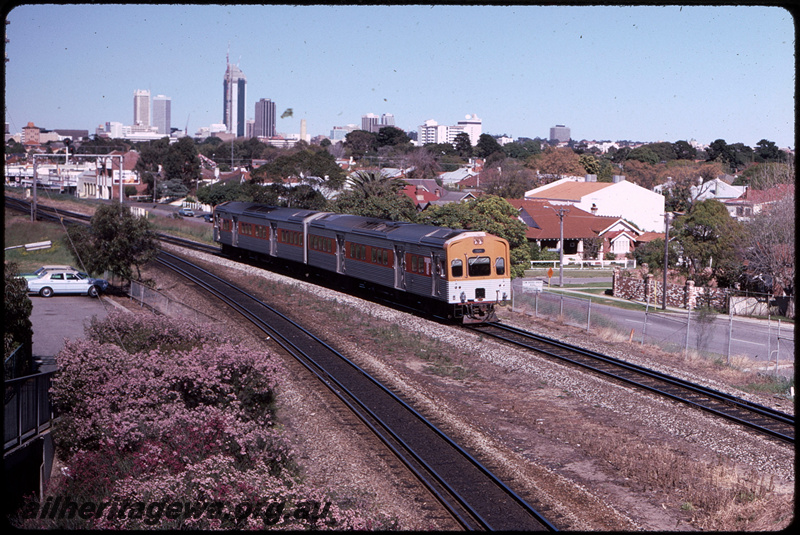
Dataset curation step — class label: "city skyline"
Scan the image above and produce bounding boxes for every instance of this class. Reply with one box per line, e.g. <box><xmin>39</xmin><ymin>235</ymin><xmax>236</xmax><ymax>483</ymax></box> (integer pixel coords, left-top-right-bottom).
<box><xmin>4</xmin><ymin>4</ymin><xmax>795</xmax><ymax>148</ymax></box>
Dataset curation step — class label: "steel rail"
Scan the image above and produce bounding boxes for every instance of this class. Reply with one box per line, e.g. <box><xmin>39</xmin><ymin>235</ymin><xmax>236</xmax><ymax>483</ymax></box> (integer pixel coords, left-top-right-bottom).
<box><xmin>155</xmin><ymin>251</ymin><xmax>557</xmax><ymax>532</ymax></box>
<box><xmin>468</xmin><ymin>322</ymin><xmax>794</xmax><ymax>444</ymax></box>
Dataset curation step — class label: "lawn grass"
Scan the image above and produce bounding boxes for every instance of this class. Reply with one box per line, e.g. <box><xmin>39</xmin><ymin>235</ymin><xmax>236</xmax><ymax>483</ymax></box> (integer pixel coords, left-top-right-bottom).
<box><xmin>4</xmin><ymin>212</ymin><xmax>77</xmax><ymax>273</ymax></box>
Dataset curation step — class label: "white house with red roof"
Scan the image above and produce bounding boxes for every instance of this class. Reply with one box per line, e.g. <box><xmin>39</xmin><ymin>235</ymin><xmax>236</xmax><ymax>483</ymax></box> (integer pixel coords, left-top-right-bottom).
<box><xmin>524</xmin><ymin>175</ymin><xmax>666</xmax><ymax>232</ymax></box>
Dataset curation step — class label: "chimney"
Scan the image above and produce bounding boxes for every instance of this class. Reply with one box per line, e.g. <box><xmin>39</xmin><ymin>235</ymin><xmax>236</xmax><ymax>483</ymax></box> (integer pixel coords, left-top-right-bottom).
<box><xmin>591</xmin><ymin>203</ymin><xmax>598</xmax><ymax>214</ymax></box>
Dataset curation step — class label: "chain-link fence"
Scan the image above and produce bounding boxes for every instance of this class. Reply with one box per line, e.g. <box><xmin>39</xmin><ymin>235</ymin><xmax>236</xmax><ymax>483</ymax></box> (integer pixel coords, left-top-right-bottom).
<box><xmin>129</xmin><ymin>281</ymin><xmax>214</xmax><ymax>324</ymax></box>
<box><xmin>511</xmin><ymin>279</ymin><xmax>795</xmax><ymax>378</ymax></box>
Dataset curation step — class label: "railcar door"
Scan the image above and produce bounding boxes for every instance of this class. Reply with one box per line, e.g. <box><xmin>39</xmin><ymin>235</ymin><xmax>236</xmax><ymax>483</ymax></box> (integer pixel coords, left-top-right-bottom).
<box><xmin>394</xmin><ymin>245</ymin><xmax>406</xmax><ymax>290</ymax></box>
<box><xmin>336</xmin><ymin>234</ymin><xmax>346</xmax><ymax>274</ymax></box>
<box><xmin>269</xmin><ymin>223</ymin><xmax>278</xmax><ymax>256</ymax></box>
<box><xmin>431</xmin><ymin>252</ymin><xmax>443</xmax><ymax>296</ymax></box>
<box><xmin>231</xmin><ymin>215</ymin><xmax>239</xmax><ymax>247</ymax></box>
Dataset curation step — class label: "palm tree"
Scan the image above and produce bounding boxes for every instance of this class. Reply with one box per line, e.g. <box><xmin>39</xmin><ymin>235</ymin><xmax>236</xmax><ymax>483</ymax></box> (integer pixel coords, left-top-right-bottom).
<box><xmin>346</xmin><ymin>170</ymin><xmax>406</xmax><ymax>197</ymax></box>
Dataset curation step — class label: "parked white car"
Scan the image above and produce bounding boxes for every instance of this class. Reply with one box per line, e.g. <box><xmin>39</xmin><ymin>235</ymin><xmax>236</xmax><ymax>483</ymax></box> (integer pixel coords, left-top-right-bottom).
<box><xmin>27</xmin><ymin>269</ymin><xmax>102</xmax><ymax>298</ymax></box>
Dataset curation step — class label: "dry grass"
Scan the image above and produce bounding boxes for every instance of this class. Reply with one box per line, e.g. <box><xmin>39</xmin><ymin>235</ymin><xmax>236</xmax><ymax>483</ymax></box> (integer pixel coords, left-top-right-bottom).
<box><xmin>549</xmin><ymin>419</ymin><xmax>792</xmax><ymax>531</ymax></box>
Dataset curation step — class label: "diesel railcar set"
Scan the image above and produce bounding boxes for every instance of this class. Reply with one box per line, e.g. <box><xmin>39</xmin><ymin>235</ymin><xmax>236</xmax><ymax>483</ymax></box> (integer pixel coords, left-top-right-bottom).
<box><xmin>212</xmin><ymin>202</ymin><xmax>511</xmax><ymax>323</ymax></box>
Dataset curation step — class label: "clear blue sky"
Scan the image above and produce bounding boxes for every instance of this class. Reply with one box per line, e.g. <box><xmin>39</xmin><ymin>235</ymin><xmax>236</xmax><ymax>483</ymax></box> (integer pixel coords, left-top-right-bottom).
<box><xmin>4</xmin><ymin>4</ymin><xmax>795</xmax><ymax>148</ymax></box>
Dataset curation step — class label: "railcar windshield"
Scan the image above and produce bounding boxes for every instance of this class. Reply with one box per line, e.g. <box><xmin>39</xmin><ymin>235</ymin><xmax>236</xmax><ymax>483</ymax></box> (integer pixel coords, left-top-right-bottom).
<box><xmin>468</xmin><ymin>256</ymin><xmax>491</xmax><ymax>277</ymax></box>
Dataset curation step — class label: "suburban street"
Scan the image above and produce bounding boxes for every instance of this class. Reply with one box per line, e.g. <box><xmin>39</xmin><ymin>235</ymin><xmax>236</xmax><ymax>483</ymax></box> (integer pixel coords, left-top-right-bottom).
<box><xmin>519</xmin><ymin>275</ymin><xmax>794</xmax><ymax>377</ymax></box>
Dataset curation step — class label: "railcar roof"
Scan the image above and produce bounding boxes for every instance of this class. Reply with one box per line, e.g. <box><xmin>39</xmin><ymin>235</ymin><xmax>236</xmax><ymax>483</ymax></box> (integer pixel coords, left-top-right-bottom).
<box><xmin>310</xmin><ymin>212</ymin><xmax>467</xmax><ymax>246</ymax></box>
<box><xmin>215</xmin><ymin>202</ymin><xmax>472</xmax><ymax>246</ymax></box>
<box><xmin>216</xmin><ymin>202</ymin><xmax>318</xmax><ymax>223</ymax></box>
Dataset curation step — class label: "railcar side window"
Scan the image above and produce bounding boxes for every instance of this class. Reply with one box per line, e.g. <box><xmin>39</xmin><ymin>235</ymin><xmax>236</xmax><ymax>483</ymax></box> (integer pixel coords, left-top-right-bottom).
<box><xmin>468</xmin><ymin>256</ymin><xmax>491</xmax><ymax>277</ymax></box>
<box><xmin>495</xmin><ymin>257</ymin><xmax>506</xmax><ymax>276</ymax></box>
<box><xmin>451</xmin><ymin>259</ymin><xmax>463</xmax><ymax>278</ymax></box>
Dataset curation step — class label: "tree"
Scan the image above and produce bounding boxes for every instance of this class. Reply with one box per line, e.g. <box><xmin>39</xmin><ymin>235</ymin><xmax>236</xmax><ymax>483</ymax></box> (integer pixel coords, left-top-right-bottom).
<box><xmin>626</xmin><ymin>146</ymin><xmax>659</xmax><ymax>165</ymax></box>
<box><xmin>737</xmin><ymin>161</ymin><xmax>794</xmax><ymax>189</ymax></box>
<box><xmin>673</xmin><ymin>140</ymin><xmax>697</xmax><ymax>161</ymax></box>
<box><xmin>197</xmin><ymin>180</ymin><xmax>250</xmax><ymax>207</ymax></box>
<box><xmin>504</xmin><ymin>138</ymin><xmax>542</xmax><ymax>160</ymax></box>
<box><xmin>453</xmin><ymin>132</ymin><xmax>473</xmax><ymax>158</ymax></box>
<box><xmin>578</xmin><ymin>154</ymin><xmax>601</xmax><ymax>176</ymax></box>
<box><xmin>706</xmin><ymin>139</ymin><xmax>754</xmax><ymax>172</ymax></box>
<box><xmin>254</xmin><ymin>147</ymin><xmax>346</xmax><ymax>191</ymax></box>
<box><xmin>163</xmin><ymin>136</ymin><xmax>201</xmax><ymax>187</ymax></box>
<box><xmin>66</xmin><ymin>202</ymin><xmax>161</xmax><ymax>281</ymax></box>
<box><xmin>672</xmin><ymin>199</ymin><xmax>742</xmax><ymax>287</ymax></box>
<box><xmin>376</xmin><ymin>126</ymin><xmax>410</xmax><ymax>148</ymax></box>
<box><xmin>754</xmin><ymin>139</ymin><xmax>786</xmax><ymax>162</ymax></box>
<box><xmin>480</xmin><ymin>159</ymin><xmax>537</xmax><ymax>198</ymax></box>
<box><xmin>739</xmin><ymin>194</ymin><xmax>794</xmax><ymax>296</ymax></box>
<box><xmin>632</xmin><ymin>238</ymin><xmax>679</xmax><ymax>272</ymax></box>
<box><xmin>532</xmin><ymin>146</ymin><xmax>584</xmax><ymax>180</ymax></box>
<box><xmin>329</xmin><ymin>170</ymin><xmax>418</xmax><ymax>222</ymax></box>
<box><xmin>344</xmin><ymin>130</ymin><xmax>378</xmax><ymax>160</ymax></box>
<box><xmin>4</xmin><ymin>262</ymin><xmax>33</xmax><ymax>361</ymax></box>
<box><xmin>474</xmin><ymin>134</ymin><xmax>503</xmax><ymax>159</ymax></box>
<box><xmin>134</xmin><ymin>137</ymin><xmax>170</xmax><ymax>197</ymax></box>
<box><xmin>403</xmin><ymin>147</ymin><xmax>441</xmax><ymax>179</ymax></box>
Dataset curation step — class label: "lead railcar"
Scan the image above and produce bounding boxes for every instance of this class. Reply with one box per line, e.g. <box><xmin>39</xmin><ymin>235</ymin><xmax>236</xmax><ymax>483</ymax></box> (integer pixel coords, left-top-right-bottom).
<box><xmin>213</xmin><ymin>202</ymin><xmax>510</xmax><ymax>323</ymax></box>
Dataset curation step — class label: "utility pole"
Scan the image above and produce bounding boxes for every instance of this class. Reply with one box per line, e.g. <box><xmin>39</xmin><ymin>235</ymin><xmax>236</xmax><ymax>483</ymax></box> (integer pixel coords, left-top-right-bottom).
<box><xmin>550</xmin><ymin>206</ymin><xmax>570</xmax><ymax>287</ymax></box>
<box><xmin>662</xmin><ymin>211</ymin><xmax>671</xmax><ymax>310</ymax></box>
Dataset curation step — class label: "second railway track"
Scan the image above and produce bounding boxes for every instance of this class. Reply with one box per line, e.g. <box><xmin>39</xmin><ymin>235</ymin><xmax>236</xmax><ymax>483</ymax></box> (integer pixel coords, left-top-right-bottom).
<box><xmin>156</xmin><ymin>251</ymin><xmax>557</xmax><ymax>531</ymax></box>
<box><xmin>467</xmin><ymin>322</ymin><xmax>795</xmax><ymax>444</ymax></box>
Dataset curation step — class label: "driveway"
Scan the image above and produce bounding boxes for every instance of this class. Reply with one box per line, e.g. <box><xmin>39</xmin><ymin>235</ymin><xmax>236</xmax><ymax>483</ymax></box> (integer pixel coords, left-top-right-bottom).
<box><xmin>30</xmin><ymin>295</ymin><xmax>124</xmax><ymax>370</ymax></box>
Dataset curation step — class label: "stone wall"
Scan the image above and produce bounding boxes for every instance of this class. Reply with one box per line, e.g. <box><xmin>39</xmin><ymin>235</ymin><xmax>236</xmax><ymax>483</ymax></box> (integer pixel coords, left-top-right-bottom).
<box><xmin>612</xmin><ymin>269</ymin><xmax>728</xmax><ymax>310</ymax></box>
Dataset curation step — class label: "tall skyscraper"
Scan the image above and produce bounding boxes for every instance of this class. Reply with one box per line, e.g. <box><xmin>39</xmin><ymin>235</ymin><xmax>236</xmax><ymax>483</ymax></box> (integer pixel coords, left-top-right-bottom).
<box><xmin>223</xmin><ymin>55</ymin><xmax>247</xmax><ymax>137</ymax></box>
<box><xmin>361</xmin><ymin>113</ymin><xmax>380</xmax><ymax>133</ymax></box>
<box><xmin>254</xmin><ymin>98</ymin><xmax>276</xmax><ymax>138</ymax></box>
<box><xmin>381</xmin><ymin>113</ymin><xmax>395</xmax><ymax>127</ymax></box>
<box><xmin>133</xmin><ymin>89</ymin><xmax>150</xmax><ymax>126</ymax></box>
<box><xmin>152</xmin><ymin>95</ymin><xmax>171</xmax><ymax>135</ymax></box>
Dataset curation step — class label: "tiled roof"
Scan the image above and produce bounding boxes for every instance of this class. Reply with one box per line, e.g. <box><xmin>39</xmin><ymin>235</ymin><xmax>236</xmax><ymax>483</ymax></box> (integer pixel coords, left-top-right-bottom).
<box><xmin>507</xmin><ymin>199</ymin><xmax>620</xmax><ymax>240</ymax></box>
<box><xmin>739</xmin><ymin>183</ymin><xmax>795</xmax><ymax>204</ymax></box>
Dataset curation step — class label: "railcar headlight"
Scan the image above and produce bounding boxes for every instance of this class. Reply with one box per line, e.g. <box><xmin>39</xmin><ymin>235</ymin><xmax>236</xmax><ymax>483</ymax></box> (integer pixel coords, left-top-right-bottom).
<box><xmin>460</xmin><ymin>291</ymin><xmax>467</xmax><ymax>303</ymax></box>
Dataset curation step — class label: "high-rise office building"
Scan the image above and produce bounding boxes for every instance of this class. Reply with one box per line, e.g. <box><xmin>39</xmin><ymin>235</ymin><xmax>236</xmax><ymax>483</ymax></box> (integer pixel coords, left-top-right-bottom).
<box><xmin>550</xmin><ymin>124</ymin><xmax>571</xmax><ymax>143</ymax></box>
<box><xmin>133</xmin><ymin>89</ymin><xmax>150</xmax><ymax>126</ymax></box>
<box><xmin>152</xmin><ymin>95</ymin><xmax>171</xmax><ymax>135</ymax></box>
<box><xmin>223</xmin><ymin>56</ymin><xmax>247</xmax><ymax>137</ymax></box>
<box><xmin>254</xmin><ymin>98</ymin><xmax>276</xmax><ymax>138</ymax></box>
<box><xmin>361</xmin><ymin>113</ymin><xmax>380</xmax><ymax>133</ymax></box>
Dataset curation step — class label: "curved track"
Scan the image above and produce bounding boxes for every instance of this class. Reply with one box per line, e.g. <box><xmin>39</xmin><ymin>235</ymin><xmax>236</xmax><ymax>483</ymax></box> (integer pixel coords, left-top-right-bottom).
<box><xmin>156</xmin><ymin>251</ymin><xmax>556</xmax><ymax>531</ymax></box>
<box><xmin>467</xmin><ymin>322</ymin><xmax>795</xmax><ymax>444</ymax></box>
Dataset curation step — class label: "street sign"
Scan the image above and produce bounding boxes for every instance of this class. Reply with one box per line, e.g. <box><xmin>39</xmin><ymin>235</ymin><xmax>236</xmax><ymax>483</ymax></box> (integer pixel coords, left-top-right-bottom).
<box><xmin>522</xmin><ymin>280</ymin><xmax>544</xmax><ymax>292</ymax></box>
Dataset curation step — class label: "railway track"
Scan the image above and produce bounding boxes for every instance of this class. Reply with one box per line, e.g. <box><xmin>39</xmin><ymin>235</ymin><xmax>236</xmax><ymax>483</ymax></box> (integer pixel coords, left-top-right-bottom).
<box><xmin>155</xmin><ymin>251</ymin><xmax>557</xmax><ymax>531</ymax></box>
<box><xmin>467</xmin><ymin>322</ymin><xmax>795</xmax><ymax>444</ymax></box>
<box><xmin>6</xmin><ymin>196</ymin><xmax>220</xmax><ymax>255</ymax></box>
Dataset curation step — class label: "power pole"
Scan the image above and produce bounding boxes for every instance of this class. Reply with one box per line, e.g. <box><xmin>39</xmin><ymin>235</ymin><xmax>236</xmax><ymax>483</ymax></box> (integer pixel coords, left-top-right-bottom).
<box><xmin>550</xmin><ymin>206</ymin><xmax>570</xmax><ymax>287</ymax></box>
<box><xmin>662</xmin><ymin>212</ymin><xmax>671</xmax><ymax>310</ymax></box>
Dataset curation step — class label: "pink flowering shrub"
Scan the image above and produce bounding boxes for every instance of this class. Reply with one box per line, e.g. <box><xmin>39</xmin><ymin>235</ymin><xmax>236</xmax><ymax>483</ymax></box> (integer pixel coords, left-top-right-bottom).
<box><xmin>15</xmin><ymin>311</ymin><xmax>392</xmax><ymax>530</ymax></box>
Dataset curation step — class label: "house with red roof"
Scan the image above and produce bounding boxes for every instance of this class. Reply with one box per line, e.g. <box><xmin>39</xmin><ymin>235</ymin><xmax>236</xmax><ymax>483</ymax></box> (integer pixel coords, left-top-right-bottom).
<box><xmin>723</xmin><ymin>183</ymin><xmax>794</xmax><ymax>222</ymax></box>
<box><xmin>507</xmin><ymin>199</ymin><xmax>651</xmax><ymax>263</ymax></box>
